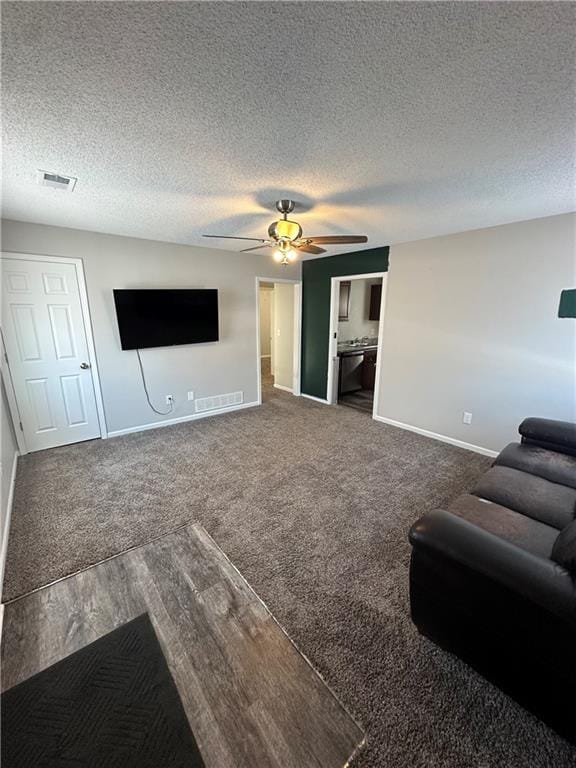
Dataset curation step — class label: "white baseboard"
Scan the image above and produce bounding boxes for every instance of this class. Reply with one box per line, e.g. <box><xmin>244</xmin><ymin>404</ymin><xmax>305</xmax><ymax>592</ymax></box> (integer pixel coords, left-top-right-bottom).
<box><xmin>301</xmin><ymin>393</ymin><xmax>330</xmax><ymax>405</ymax></box>
<box><xmin>372</xmin><ymin>415</ymin><xmax>498</xmax><ymax>458</ymax></box>
<box><xmin>107</xmin><ymin>400</ymin><xmax>260</xmax><ymax>438</ymax></box>
<box><xmin>0</xmin><ymin>450</ymin><xmax>19</xmax><ymax>604</ymax></box>
<box><xmin>273</xmin><ymin>383</ymin><xmax>293</xmax><ymax>393</ymax></box>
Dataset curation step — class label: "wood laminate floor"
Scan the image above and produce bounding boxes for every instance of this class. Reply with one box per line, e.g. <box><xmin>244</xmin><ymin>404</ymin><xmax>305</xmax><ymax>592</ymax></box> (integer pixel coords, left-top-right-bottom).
<box><xmin>1</xmin><ymin>523</ymin><xmax>363</xmax><ymax>768</ymax></box>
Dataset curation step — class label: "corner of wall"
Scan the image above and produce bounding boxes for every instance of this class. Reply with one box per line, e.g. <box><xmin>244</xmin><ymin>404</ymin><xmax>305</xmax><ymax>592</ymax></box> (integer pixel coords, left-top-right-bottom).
<box><xmin>0</xmin><ymin>449</ymin><xmax>18</xmax><ymax>603</ymax></box>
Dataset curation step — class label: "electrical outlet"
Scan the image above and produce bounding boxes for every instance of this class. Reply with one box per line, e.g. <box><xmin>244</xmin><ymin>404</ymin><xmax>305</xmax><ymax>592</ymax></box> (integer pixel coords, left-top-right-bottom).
<box><xmin>463</xmin><ymin>411</ymin><xmax>473</xmax><ymax>425</ymax></box>
<box><xmin>187</xmin><ymin>391</ymin><xmax>194</xmax><ymax>401</ymax></box>
<box><xmin>166</xmin><ymin>395</ymin><xmax>174</xmax><ymax>405</ymax></box>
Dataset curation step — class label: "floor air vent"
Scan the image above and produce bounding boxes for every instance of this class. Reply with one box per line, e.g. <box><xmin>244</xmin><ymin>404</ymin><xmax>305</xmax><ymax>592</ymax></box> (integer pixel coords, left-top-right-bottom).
<box><xmin>195</xmin><ymin>391</ymin><xmax>243</xmax><ymax>413</ymax></box>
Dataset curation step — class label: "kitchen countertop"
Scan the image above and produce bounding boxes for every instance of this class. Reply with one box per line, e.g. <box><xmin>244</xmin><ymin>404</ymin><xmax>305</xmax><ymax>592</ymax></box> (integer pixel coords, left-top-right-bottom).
<box><xmin>337</xmin><ymin>343</ymin><xmax>378</xmax><ymax>357</ymax></box>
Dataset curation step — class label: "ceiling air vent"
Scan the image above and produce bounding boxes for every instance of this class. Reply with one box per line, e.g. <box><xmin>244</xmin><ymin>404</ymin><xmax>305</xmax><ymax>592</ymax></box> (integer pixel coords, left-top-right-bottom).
<box><xmin>36</xmin><ymin>170</ymin><xmax>77</xmax><ymax>192</ymax></box>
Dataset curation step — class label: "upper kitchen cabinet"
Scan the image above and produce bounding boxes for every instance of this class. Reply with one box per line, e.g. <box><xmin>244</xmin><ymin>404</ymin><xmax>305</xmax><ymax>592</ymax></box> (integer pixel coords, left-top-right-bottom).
<box><xmin>369</xmin><ymin>283</ymin><xmax>382</xmax><ymax>321</ymax></box>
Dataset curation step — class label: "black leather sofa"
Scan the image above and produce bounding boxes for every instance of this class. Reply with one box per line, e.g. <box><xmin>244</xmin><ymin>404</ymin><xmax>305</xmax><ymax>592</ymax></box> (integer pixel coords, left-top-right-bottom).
<box><xmin>409</xmin><ymin>418</ymin><xmax>576</xmax><ymax>744</ymax></box>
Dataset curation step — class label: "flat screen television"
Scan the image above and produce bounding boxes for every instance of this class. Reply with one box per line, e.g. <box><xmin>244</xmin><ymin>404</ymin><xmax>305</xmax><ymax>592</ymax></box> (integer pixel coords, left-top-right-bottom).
<box><xmin>113</xmin><ymin>289</ymin><xmax>219</xmax><ymax>350</ymax></box>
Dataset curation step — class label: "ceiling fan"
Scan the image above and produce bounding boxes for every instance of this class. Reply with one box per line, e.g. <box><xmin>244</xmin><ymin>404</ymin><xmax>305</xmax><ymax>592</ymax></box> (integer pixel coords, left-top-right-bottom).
<box><xmin>203</xmin><ymin>199</ymin><xmax>368</xmax><ymax>264</ymax></box>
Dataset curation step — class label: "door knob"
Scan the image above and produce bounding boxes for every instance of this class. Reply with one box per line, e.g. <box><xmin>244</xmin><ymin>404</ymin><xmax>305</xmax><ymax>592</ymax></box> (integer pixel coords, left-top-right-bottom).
<box><xmin>80</xmin><ymin>362</ymin><xmax>91</xmax><ymax>369</ymax></box>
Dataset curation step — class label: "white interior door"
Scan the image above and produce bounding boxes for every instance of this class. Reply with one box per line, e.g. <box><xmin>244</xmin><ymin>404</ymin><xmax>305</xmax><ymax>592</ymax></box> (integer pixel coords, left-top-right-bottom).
<box><xmin>2</xmin><ymin>257</ymin><xmax>102</xmax><ymax>452</ymax></box>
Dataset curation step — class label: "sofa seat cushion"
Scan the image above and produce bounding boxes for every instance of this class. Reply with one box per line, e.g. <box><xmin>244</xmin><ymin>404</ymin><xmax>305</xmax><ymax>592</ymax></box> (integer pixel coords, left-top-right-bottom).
<box><xmin>472</xmin><ymin>466</ymin><xmax>576</xmax><ymax>530</ymax></box>
<box><xmin>447</xmin><ymin>494</ymin><xmax>559</xmax><ymax>559</ymax></box>
<box><xmin>551</xmin><ymin>520</ymin><xmax>576</xmax><ymax>572</ymax></box>
<box><xmin>495</xmin><ymin>442</ymin><xmax>576</xmax><ymax>491</ymax></box>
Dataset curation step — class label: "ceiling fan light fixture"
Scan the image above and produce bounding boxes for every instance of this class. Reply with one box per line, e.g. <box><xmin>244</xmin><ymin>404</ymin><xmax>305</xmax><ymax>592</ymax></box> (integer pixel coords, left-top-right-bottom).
<box><xmin>273</xmin><ymin>247</ymin><xmax>295</xmax><ymax>266</ymax></box>
<box><xmin>268</xmin><ymin>218</ymin><xmax>302</xmax><ymax>242</ymax></box>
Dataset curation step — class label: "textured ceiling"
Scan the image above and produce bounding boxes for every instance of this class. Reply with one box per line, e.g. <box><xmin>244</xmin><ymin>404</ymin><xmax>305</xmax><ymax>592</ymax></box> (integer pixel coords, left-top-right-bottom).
<box><xmin>2</xmin><ymin>1</ymin><xmax>575</xmax><ymax>255</ymax></box>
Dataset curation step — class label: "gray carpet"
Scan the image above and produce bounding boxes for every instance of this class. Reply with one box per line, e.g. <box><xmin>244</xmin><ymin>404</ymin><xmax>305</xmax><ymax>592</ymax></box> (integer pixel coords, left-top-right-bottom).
<box><xmin>5</xmin><ymin>383</ymin><xmax>576</xmax><ymax>767</ymax></box>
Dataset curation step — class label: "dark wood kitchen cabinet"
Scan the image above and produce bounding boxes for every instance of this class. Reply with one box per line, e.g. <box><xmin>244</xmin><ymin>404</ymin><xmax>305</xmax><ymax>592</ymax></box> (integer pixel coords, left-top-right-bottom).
<box><xmin>369</xmin><ymin>284</ymin><xmax>382</xmax><ymax>321</ymax></box>
<box><xmin>361</xmin><ymin>349</ymin><xmax>377</xmax><ymax>390</ymax></box>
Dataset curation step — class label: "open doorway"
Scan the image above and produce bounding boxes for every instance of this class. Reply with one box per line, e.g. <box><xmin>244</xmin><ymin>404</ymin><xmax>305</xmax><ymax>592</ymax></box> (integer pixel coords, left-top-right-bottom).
<box><xmin>259</xmin><ymin>282</ymin><xmax>275</xmax><ymax>392</ymax></box>
<box><xmin>256</xmin><ymin>277</ymin><xmax>301</xmax><ymax>404</ymax></box>
<box><xmin>326</xmin><ymin>272</ymin><xmax>388</xmax><ymax>416</ymax></box>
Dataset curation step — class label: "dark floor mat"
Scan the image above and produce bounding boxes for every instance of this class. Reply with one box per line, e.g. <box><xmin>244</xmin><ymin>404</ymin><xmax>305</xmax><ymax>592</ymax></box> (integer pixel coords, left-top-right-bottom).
<box><xmin>1</xmin><ymin>613</ymin><xmax>204</xmax><ymax>768</ymax></box>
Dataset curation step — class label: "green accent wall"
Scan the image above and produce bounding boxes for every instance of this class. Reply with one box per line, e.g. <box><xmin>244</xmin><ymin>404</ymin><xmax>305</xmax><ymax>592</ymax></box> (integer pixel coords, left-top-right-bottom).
<box><xmin>558</xmin><ymin>288</ymin><xmax>576</xmax><ymax>318</ymax></box>
<box><xmin>301</xmin><ymin>246</ymin><xmax>389</xmax><ymax>399</ymax></box>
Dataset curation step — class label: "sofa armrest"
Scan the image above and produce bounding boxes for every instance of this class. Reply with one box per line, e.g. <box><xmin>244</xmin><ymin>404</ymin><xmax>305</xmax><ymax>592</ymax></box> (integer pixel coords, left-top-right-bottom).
<box><xmin>409</xmin><ymin>509</ymin><xmax>576</xmax><ymax>625</ymax></box>
<box><xmin>519</xmin><ymin>417</ymin><xmax>576</xmax><ymax>457</ymax></box>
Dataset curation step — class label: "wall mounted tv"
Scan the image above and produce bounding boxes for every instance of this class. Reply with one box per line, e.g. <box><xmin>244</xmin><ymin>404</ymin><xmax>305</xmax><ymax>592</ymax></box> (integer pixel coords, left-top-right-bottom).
<box><xmin>113</xmin><ymin>289</ymin><xmax>219</xmax><ymax>350</ymax></box>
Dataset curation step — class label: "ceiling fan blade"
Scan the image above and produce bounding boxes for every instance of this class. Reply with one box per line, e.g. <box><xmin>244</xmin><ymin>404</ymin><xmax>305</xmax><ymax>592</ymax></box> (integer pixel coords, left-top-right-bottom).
<box><xmin>240</xmin><ymin>244</ymin><xmax>272</xmax><ymax>252</ymax></box>
<box><xmin>203</xmin><ymin>235</ymin><xmax>267</xmax><ymax>242</ymax></box>
<box><xmin>304</xmin><ymin>235</ymin><xmax>368</xmax><ymax>245</ymax></box>
<box><xmin>296</xmin><ymin>243</ymin><xmax>326</xmax><ymax>255</ymax></box>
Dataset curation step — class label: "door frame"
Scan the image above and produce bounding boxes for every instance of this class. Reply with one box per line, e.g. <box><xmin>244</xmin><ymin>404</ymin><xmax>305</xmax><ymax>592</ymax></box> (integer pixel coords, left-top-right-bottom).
<box><xmin>1</xmin><ymin>252</ymin><xmax>108</xmax><ymax>452</ymax></box>
<box><xmin>326</xmin><ymin>271</ymin><xmax>389</xmax><ymax>418</ymax></box>
<box><xmin>255</xmin><ymin>276</ymin><xmax>302</xmax><ymax>405</ymax></box>
<box><xmin>0</xmin><ymin>329</ymin><xmax>26</xmax><ymax>454</ymax></box>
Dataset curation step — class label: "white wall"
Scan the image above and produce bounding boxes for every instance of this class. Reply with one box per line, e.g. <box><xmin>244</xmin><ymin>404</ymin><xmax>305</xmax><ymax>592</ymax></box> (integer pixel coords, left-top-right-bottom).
<box><xmin>0</xmin><ymin>376</ymin><xmax>18</xmax><ymax>598</ymax></box>
<box><xmin>273</xmin><ymin>283</ymin><xmax>295</xmax><ymax>391</ymax></box>
<box><xmin>259</xmin><ymin>285</ymin><xmax>273</xmax><ymax>357</ymax></box>
<box><xmin>1</xmin><ymin>219</ymin><xmax>299</xmax><ymax>434</ymax></box>
<box><xmin>338</xmin><ymin>278</ymin><xmax>381</xmax><ymax>341</ymax></box>
<box><xmin>377</xmin><ymin>213</ymin><xmax>576</xmax><ymax>453</ymax></box>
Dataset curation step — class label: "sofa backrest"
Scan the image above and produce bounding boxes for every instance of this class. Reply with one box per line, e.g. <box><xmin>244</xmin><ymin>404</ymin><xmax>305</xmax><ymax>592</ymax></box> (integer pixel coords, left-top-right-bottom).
<box><xmin>495</xmin><ymin>442</ymin><xmax>576</xmax><ymax>491</ymax></box>
<box><xmin>519</xmin><ymin>418</ymin><xmax>576</xmax><ymax>458</ymax></box>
